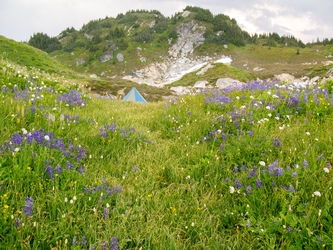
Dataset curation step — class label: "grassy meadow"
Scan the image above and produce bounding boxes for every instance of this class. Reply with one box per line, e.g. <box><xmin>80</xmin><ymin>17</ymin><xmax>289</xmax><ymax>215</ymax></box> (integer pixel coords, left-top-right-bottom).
<box><xmin>0</xmin><ymin>56</ymin><xmax>333</xmax><ymax>249</ymax></box>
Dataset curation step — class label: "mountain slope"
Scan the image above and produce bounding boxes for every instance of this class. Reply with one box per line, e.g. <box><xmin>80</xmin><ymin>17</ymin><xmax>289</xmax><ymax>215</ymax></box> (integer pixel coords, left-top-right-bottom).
<box><xmin>0</xmin><ymin>35</ymin><xmax>71</xmax><ymax>75</ymax></box>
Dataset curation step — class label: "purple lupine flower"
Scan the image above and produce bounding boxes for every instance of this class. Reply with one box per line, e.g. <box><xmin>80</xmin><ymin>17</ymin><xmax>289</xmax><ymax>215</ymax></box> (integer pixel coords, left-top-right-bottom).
<box><xmin>110</xmin><ymin>237</ymin><xmax>119</xmax><ymax>250</ymax></box>
<box><xmin>101</xmin><ymin>241</ymin><xmax>109</xmax><ymax>250</ymax></box>
<box><xmin>240</xmin><ymin>165</ymin><xmax>246</xmax><ymax>171</ymax></box>
<box><xmin>81</xmin><ymin>236</ymin><xmax>87</xmax><ymax>244</ymax></box>
<box><xmin>246</xmin><ymin>185</ymin><xmax>252</xmax><ymax>194</ymax></box>
<box><xmin>262</xmin><ymin>168</ymin><xmax>266</xmax><ymax>174</ymax></box>
<box><xmin>303</xmin><ymin>159</ymin><xmax>308</xmax><ymax>169</ymax></box>
<box><xmin>286</xmin><ymin>166</ymin><xmax>290</xmax><ymax>171</ymax></box>
<box><xmin>256</xmin><ymin>178</ymin><xmax>262</xmax><ymax>188</ymax></box>
<box><xmin>30</xmin><ymin>106</ymin><xmax>36</xmax><ymax>114</ymax></box>
<box><xmin>273</xmin><ymin>220</ymin><xmax>277</xmax><ymax>224</ymax></box>
<box><xmin>225</xmin><ymin>178</ymin><xmax>230</xmax><ymax>182</ymax></box>
<box><xmin>133</xmin><ymin>165</ymin><xmax>138</xmax><ymax>171</ymax></box>
<box><xmin>219</xmin><ymin>144</ymin><xmax>225</xmax><ymax>150</ymax></box>
<box><xmin>55</xmin><ymin>165</ymin><xmax>62</xmax><ymax>174</ymax></box>
<box><xmin>317</xmin><ymin>238</ymin><xmax>323</xmax><ymax>242</ymax></box>
<box><xmin>275</xmin><ymin>168</ymin><xmax>283</xmax><ymax>176</ymax></box>
<box><xmin>246</xmin><ymin>221</ymin><xmax>251</xmax><ymax>227</ymax></box>
<box><xmin>273</xmin><ymin>138</ymin><xmax>281</xmax><ymax>147</ymax></box>
<box><xmin>317</xmin><ymin>154</ymin><xmax>324</xmax><ymax>161</ymax></box>
<box><xmin>78</xmin><ymin>165</ymin><xmax>85</xmax><ymax>176</ymax></box>
<box><xmin>235</xmin><ymin>178</ymin><xmax>241</xmax><ymax>188</ymax></box>
<box><xmin>287</xmin><ymin>226</ymin><xmax>293</xmax><ymax>232</ymax></box>
<box><xmin>233</xmin><ymin>167</ymin><xmax>239</xmax><ymax>173</ymax></box>
<box><xmin>45</xmin><ymin>161</ymin><xmax>55</xmax><ymax>180</ymax></box>
<box><xmin>292</xmin><ymin>172</ymin><xmax>297</xmax><ymax>178</ymax></box>
<box><xmin>103</xmin><ymin>208</ymin><xmax>109</xmax><ymax>218</ymax></box>
<box><xmin>72</xmin><ymin>236</ymin><xmax>79</xmax><ymax>245</ymax></box>
<box><xmin>188</xmin><ymin>111</ymin><xmax>191</xmax><ymax>116</ymax></box>
<box><xmin>289</xmin><ymin>185</ymin><xmax>295</xmax><ymax>192</ymax></box>
<box><xmin>15</xmin><ymin>218</ymin><xmax>22</xmax><ymax>228</ymax></box>
<box><xmin>24</xmin><ymin>197</ymin><xmax>33</xmax><ymax>217</ymax></box>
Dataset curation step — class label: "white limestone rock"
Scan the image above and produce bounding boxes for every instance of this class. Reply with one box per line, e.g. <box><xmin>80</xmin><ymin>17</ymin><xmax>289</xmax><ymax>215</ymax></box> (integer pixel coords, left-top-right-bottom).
<box><xmin>117</xmin><ymin>53</ymin><xmax>124</xmax><ymax>62</ymax></box>
<box><xmin>216</xmin><ymin>78</ymin><xmax>242</xmax><ymax>89</ymax></box>
<box><xmin>194</xmin><ymin>80</ymin><xmax>208</xmax><ymax>88</ymax></box>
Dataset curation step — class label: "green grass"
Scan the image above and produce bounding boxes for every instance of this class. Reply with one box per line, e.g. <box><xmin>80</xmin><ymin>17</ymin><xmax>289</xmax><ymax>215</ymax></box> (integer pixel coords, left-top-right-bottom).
<box><xmin>0</xmin><ymin>55</ymin><xmax>333</xmax><ymax>249</ymax></box>
<box><xmin>0</xmin><ymin>36</ymin><xmax>72</xmax><ymax>75</ymax></box>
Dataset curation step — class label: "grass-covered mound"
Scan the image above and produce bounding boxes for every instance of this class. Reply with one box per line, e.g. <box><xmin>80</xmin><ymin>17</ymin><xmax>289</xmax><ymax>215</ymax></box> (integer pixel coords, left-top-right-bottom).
<box><xmin>0</xmin><ymin>58</ymin><xmax>333</xmax><ymax>249</ymax></box>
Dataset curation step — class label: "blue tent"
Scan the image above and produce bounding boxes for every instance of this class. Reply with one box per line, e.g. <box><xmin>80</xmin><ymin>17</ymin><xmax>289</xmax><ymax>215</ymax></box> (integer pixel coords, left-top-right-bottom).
<box><xmin>123</xmin><ymin>87</ymin><xmax>147</xmax><ymax>104</ymax></box>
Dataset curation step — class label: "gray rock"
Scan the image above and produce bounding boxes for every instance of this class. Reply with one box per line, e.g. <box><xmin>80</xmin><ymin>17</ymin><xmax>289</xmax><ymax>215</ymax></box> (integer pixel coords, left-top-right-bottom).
<box><xmin>90</xmin><ymin>74</ymin><xmax>98</xmax><ymax>78</ymax></box>
<box><xmin>169</xmin><ymin>21</ymin><xmax>206</xmax><ymax>57</ymax></box>
<box><xmin>310</xmin><ymin>76</ymin><xmax>321</xmax><ymax>83</ymax></box>
<box><xmin>76</xmin><ymin>59</ymin><xmax>85</xmax><ymax>66</ymax></box>
<box><xmin>148</xmin><ymin>21</ymin><xmax>156</xmax><ymax>28</ymax></box>
<box><xmin>101</xmin><ymin>72</ymin><xmax>105</xmax><ymax>76</ymax></box>
<box><xmin>182</xmin><ymin>11</ymin><xmax>191</xmax><ymax>17</ymax></box>
<box><xmin>117</xmin><ymin>53</ymin><xmax>124</xmax><ymax>62</ymax></box>
<box><xmin>216</xmin><ymin>78</ymin><xmax>242</xmax><ymax>89</ymax></box>
<box><xmin>194</xmin><ymin>80</ymin><xmax>208</xmax><ymax>88</ymax></box>
<box><xmin>140</xmin><ymin>57</ymin><xmax>146</xmax><ymax>62</ymax></box>
<box><xmin>98</xmin><ymin>51</ymin><xmax>113</xmax><ymax>63</ymax></box>
<box><xmin>170</xmin><ymin>86</ymin><xmax>191</xmax><ymax>95</ymax></box>
<box><xmin>196</xmin><ymin>64</ymin><xmax>215</xmax><ymax>75</ymax></box>
<box><xmin>84</xmin><ymin>33</ymin><xmax>93</xmax><ymax>40</ymax></box>
<box><xmin>70</xmin><ymin>52</ymin><xmax>75</xmax><ymax>56</ymax></box>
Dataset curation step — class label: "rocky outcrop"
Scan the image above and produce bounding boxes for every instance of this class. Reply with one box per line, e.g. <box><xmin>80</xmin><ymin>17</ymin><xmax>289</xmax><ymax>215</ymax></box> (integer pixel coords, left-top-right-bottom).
<box><xmin>76</xmin><ymin>59</ymin><xmax>85</xmax><ymax>66</ymax></box>
<box><xmin>216</xmin><ymin>78</ymin><xmax>243</xmax><ymax>89</ymax></box>
<box><xmin>140</xmin><ymin>57</ymin><xmax>146</xmax><ymax>62</ymax></box>
<box><xmin>196</xmin><ymin>64</ymin><xmax>215</xmax><ymax>75</ymax></box>
<box><xmin>117</xmin><ymin>53</ymin><xmax>124</xmax><ymax>62</ymax></box>
<box><xmin>84</xmin><ymin>33</ymin><xmax>93</xmax><ymax>40</ymax></box>
<box><xmin>98</xmin><ymin>51</ymin><xmax>113</xmax><ymax>63</ymax></box>
<box><xmin>169</xmin><ymin>21</ymin><xmax>206</xmax><ymax>58</ymax></box>
<box><xmin>194</xmin><ymin>80</ymin><xmax>208</xmax><ymax>88</ymax></box>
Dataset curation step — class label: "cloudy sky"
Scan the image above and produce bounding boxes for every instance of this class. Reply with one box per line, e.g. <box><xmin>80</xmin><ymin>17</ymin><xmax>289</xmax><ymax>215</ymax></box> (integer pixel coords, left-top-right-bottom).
<box><xmin>1</xmin><ymin>0</ymin><xmax>332</xmax><ymax>43</ymax></box>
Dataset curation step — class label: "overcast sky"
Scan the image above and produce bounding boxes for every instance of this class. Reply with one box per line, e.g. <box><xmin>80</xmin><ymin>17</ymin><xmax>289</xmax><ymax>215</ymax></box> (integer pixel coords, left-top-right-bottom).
<box><xmin>1</xmin><ymin>0</ymin><xmax>332</xmax><ymax>43</ymax></box>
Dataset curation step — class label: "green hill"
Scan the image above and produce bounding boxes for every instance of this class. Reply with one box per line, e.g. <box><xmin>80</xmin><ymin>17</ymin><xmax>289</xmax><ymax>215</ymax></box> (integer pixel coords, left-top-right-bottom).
<box><xmin>0</xmin><ymin>35</ymin><xmax>71</xmax><ymax>75</ymax></box>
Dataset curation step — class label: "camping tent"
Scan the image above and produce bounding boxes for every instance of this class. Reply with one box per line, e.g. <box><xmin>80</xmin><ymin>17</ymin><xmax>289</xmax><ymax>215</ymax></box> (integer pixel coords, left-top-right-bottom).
<box><xmin>123</xmin><ymin>87</ymin><xmax>147</xmax><ymax>104</ymax></box>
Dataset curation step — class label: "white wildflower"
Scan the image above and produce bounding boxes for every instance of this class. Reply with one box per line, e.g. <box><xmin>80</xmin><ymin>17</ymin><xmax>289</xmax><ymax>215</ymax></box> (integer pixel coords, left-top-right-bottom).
<box><xmin>64</xmin><ymin>197</ymin><xmax>68</xmax><ymax>202</ymax></box>
<box><xmin>268</xmin><ymin>113</ymin><xmax>272</xmax><ymax>117</ymax></box>
<box><xmin>44</xmin><ymin>135</ymin><xmax>50</xmax><ymax>141</ymax></box>
<box><xmin>229</xmin><ymin>186</ymin><xmax>235</xmax><ymax>194</ymax></box>
<box><xmin>323</xmin><ymin>168</ymin><xmax>330</xmax><ymax>173</ymax></box>
<box><xmin>70</xmin><ymin>199</ymin><xmax>73</xmax><ymax>204</ymax></box>
<box><xmin>313</xmin><ymin>191</ymin><xmax>321</xmax><ymax>197</ymax></box>
<box><xmin>306</xmin><ymin>132</ymin><xmax>310</xmax><ymax>135</ymax></box>
<box><xmin>73</xmin><ymin>196</ymin><xmax>77</xmax><ymax>201</ymax></box>
<box><xmin>259</xmin><ymin>161</ymin><xmax>266</xmax><ymax>166</ymax></box>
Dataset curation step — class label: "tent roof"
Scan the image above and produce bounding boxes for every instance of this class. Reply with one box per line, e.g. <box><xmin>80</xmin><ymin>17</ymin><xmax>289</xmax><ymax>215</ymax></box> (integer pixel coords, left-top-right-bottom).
<box><xmin>123</xmin><ymin>87</ymin><xmax>147</xmax><ymax>104</ymax></box>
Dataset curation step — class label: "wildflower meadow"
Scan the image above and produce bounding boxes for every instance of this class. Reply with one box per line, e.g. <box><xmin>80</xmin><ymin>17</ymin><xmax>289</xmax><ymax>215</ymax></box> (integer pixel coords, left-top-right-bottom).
<box><xmin>0</xmin><ymin>58</ymin><xmax>332</xmax><ymax>249</ymax></box>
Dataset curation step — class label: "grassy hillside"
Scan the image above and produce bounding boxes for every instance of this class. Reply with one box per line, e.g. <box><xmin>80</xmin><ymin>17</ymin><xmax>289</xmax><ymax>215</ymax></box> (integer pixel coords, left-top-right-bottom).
<box><xmin>1</xmin><ymin>52</ymin><xmax>333</xmax><ymax>248</ymax></box>
<box><xmin>0</xmin><ymin>36</ymin><xmax>72</xmax><ymax>76</ymax></box>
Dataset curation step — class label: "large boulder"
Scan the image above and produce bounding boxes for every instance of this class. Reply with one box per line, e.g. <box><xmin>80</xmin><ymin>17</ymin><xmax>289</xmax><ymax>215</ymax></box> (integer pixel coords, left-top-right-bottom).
<box><xmin>117</xmin><ymin>53</ymin><xmax>124</xmax><ymax>62</ymax></box>
<box><xmin>194</xmin><ymin>80</ymin><xmax>208</xmax><ymax>88</ymax></box>
<box><xmin>76</xmin><ymin>59</ymin><xmax>85</xmax><ymax>66</ymax></box>
<box><xmin>98</xmin><ymin>51</ymin><xmax>113</xmax><ymax>63</ymax></box>
<box><xmin>216</xmin><ymin>78</ymin><xmax>242</xmax><ymax>89</ymax></box>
